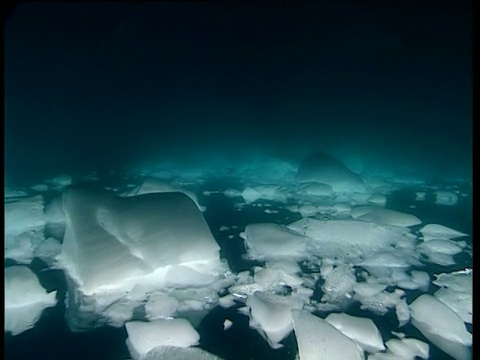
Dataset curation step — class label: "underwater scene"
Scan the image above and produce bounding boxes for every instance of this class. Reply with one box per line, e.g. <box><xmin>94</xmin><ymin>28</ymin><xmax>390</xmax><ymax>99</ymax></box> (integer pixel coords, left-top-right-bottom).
<box><xmin>5</xmin><ymin>2</ymin><xmax>472</xmax><ymax>360</ymax></box>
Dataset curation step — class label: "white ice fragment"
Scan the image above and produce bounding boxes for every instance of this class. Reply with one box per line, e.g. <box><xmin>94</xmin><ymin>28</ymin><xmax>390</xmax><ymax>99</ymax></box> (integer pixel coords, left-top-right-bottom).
<box><xmin>320</xmin><ymin>264</ymin><xmax>356</xmax><ymax>310</ymax></box>
<box><xmin>355</xmin><ymin>289</ymin><xmax>404</xmax><ymax>316</ymax></box>
<box><xmin>367</xmin><ymin>193</ymin><xmax>387</xmax><ymax>207</ymax></box>
<box><xmin>434</xmin><ymin>288</ymin><xmax>472</xmax><ymax>324</ymax></box>
<box><xmin>288</xmin><ymin>218</ymin><xmax>410</xmax><ymax>263</ymax></box>
<box><xmin>48</xmin><ymin>174</ymin><xmax>72</xmax><ymax>189</ymax></box>
<box><xmin>395</xmin><ymin>297</ymin><xmax>410</xmax><ymax>327</ymax></box>
<box><xmin>421</xmin><ymin>252</ymin><xmax>455</xmax><ymax>266</ymax></box>
<box><xmin>418</xmin><ymin>239</ymin><xmax>463</xmax><ymax>255</ymax></box>
<box><xmin>145</xmin><ymin>293</ymin><xmax>178</xmax><ymax>320</ymax></box>
<box><xmin>409</xmin><ymin>294</ymin><xmax>471</xmax><ymax>360</ymax></box>
<box><xmin>353</xmin><ymin>282</ymin><xmax>386</xmax><ymax>298</ymax></box>
<box><xmin>141</xmin><ymin>346</ymin><xmax>223</xmax><ymax>360</ymax></box>
<box><xmin>125</xmin><ymin>319</ymin><xmax>200</xmax><ymax>360</ymax></box>
<box><xmin>34</xmin><ymin>237</ymin><xmax>62</xmax><ymax>265</ymax></box>
<box><xmin>432</xmin><ymin>270</ymin><xmax>472</xmax><ymax>324</ymax></box>
<box><xmin>127</xmin><ymin>177</ymin><xmax>204</xmax><ymax>211</ymax></box>
<box><xmin>415</xmin><ymin>192</ymin><xmax>427</xmax><ymax>201</ymax></box>
<box><xmin>224</xmin><ymin>188</ymin><xmax>241</xmax><ymax>198</ymax></box>
<box><xmin>219</xmin><ymin>226</ymin><xmax>229</xmax><ymax>231</ymax></box>
<box><xmin>223</xmin><ymin>319</ymin><xmax>233</xmax><ymax>330</ymax></box>
<box><xmin>5</xmin><ymin>266</ymin><xmax>57</xmax><ymax>335</ymax></box>
<box><xmin>218</xmin><ymin>294</ymin><xmax>236</xmax><ymax>308</ymax></box>
<box><xmin>385</xmin><ymin>338</ymin><xmax>429</xmax><ymax>359</ymax></box>
<box><xmin>248</xmin><ymin>291</ymin><xmax>302</xmax><ymax>349</ymax></box>
<box><xmin>333</xmin><ymin>202</ymin><xmax>352</xmax><ymax>216</ymax></box>
<box><xmin>241</xmin><ymin>187</ymin><xmax>262</xmax><ymax>204</ymax></box>
<box><xmin>434</xmin><ymin>191</ymin><xmax>458</xmax><ymax>205</ymax></box>
<box><xmin>298</xmin><ymin>203</ymin><xmax>318</xmax><ymax>217</ymax></box>
<box><xmin>350</xmin><ymin>206</ymin><xmax>378</xmax><ymax>219</ymax></box>
<box><xmin>5</xmin><ymin>195</ymin><xmax>46</xmax><ymax>264</ymax></box>
<box><xmin>419</xmin><ymin>224</ymin><xmax>468</xmax><ymax>240</ymax></box>
<box><xmin>31</xmin><ymin>184</ymin><xmax>48</xmax><ymax>192</ymax></box>
<box><xmin>325</xmin><ymin>313</ymin><xmax>385</xmax><ymax>353</ymax></box>
<box><xmin>432</xmin><ymin>269</ymin><xmax>472</xmax><ymax>291</ymax></box>
<box><xmin>291</xmin><ymin>309</ymin><xmax>364</xmax><ymax>360</ymax></box>
<box><xmin>298</xmin><ymin>182</ymin><xmax>333</xmax><ymax>197</ymax></box>
<box><xmin>241</xmin><ymin>223</ymin><xmax>308</xmax><ymax>261</ymax></box>
<box><xmin>357</xmin><ymin>209</ymin><xmax>421</xmax><ymax>227</ymax></box>
<box><xmin>44</xmin><ymin>195</ymin><xmax>66</xmax><ymax>241</ymax></box>
<box><xmin>359</xmin><ymin>251</ymin><xmax>413</xmax><ymax>278</ymax></box>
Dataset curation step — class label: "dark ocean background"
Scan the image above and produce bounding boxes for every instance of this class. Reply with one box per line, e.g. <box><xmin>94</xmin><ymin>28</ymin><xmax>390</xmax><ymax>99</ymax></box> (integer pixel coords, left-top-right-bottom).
<box><xmin>4</xmin><ymin>2</ymin><xmax>473</xmax><ymax>360</ymax></box>
<box><xmin>4</xmin><ymin>1</ymin><xmax>472</xmax><ymax>186</ymax></box>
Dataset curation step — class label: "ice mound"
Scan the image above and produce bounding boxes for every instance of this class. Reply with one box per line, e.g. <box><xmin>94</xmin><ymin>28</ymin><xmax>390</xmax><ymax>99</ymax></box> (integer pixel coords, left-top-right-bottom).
<box><xmin>409</xmin><ymin>294</ymin><xmax>471</xmax><ymax>360</ymax></box>
<box><xmin>291</xmin><ymin>309</ymin><xmax>364</xmax><ymax>360</ymax></box>
<box><xmin>58</xmin><ymin>186</ymin><xmax>230</xmax><ymax>330</ymax></box>
<box><xmin>5</xmin><ymin>195</ymin><xmax>46</xmax><ymax>264</ymax></box>
<box><xmin>141</xmin><ymin>346</ymin><xmax>223</xmax><ymax>360</ymax></box>
<box><xmin>125</xmin><ymin>319</ymin><xmax>200</xmax><ymax>360</ymax></box>
<box><xmin>247</xmin><ymin>291</ymin><xmax>303</xmax><ymax>349</ymax></box>
<box><xmin>296</xmin><ymin>152</ymin><xmax>366</xmax><ymax>193</ymax></box>
<box><xmin>325</xmin><ymin>313</ymin><xmax>385</xmax><ymax>353</ymax></box>
<box><xmin>5</xmin><ymin>266</ymin><xmax>57</xmax><ymax>335</ymax></box>
<box><xmin>419</xmin><ymin>224</ymin><xmax>468</xmax><ymax>241</ymax></box>
<box><xmin>240</xmin><ymin>223</ymin><xmax>308</xmax><ymax>261</ymax></box>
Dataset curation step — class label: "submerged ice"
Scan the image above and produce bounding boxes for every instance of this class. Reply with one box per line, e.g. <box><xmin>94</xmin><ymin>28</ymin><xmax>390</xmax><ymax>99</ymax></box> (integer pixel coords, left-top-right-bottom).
<box><xmin>3</xmin><ymin>152</ymin><xmax>472</xmax><ymax>360</ymax></box>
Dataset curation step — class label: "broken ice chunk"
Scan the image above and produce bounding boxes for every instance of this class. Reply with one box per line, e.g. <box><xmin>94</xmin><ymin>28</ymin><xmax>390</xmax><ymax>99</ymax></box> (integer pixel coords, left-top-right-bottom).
<box><xmin>325</xmin><ymin>312</ymin><xmax>385</xmax><ymax>353</ymax></box>
<box><xmin>434</xmin><ymin>190</ymin><xmax>458</xmax><ymax>205</ymax></box>
<box><xmin>125</xmin><ymin>319</ymin><xmax>200</xmax><ymax>360</ymax></box>
<box><xmin>384</xmin><ymin>337</ymin><xmax>429</xmax><ymax>359</ymax></box>
<box><xmin>356</xmin><ymin>208</ymin><xmax>421</xmax><ymax>227</ymax></box>
<box><xmin>247</xmin><ymin>291</ymin><xmax>302</xmax><ymax>349</ymax></box>
<box><xmin>419</xmin><ymin>224</ymin><xmax>468</xmax><ymax>241</ymax></box>
<box><xmin>240</xmin><ymin>223</ymin><xmax>308</xmax><ymax>261</ymax></box>
<box><xmin>5</xmin><ymin>266</ymin><xmax>57</xmax><ymax>335</ymax></box>
<box><xmin>409</xmin><ymin>294</ymin><xmax>471</xmax><ymax>360</ymax></box>
<box><xmin>291</xmin><ymin>309</ymin><xmax>364</xmax><ymax>360</ymax></box>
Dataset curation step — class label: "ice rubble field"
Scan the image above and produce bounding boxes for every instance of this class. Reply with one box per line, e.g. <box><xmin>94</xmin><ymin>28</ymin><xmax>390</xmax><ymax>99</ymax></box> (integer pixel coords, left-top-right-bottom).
<box><xmin>4</xmin><ymin>153</ymin><xmax>472</xmax><ymax>360</ymax></box>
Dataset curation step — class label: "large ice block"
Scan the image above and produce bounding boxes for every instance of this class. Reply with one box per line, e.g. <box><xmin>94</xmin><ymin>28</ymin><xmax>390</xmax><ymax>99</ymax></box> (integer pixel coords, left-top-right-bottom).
<box><xmin>58</xmin><ymin>186</ymin><xmax>230</xmax><ymax>330</ymax></box>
